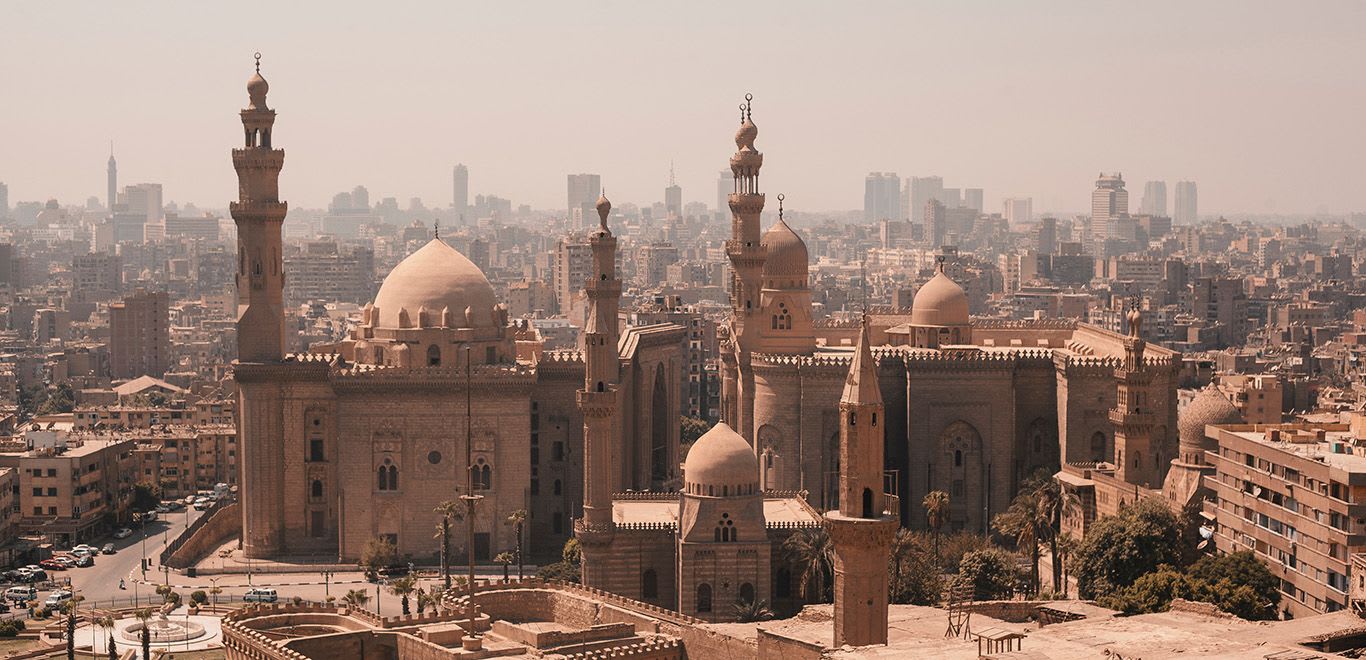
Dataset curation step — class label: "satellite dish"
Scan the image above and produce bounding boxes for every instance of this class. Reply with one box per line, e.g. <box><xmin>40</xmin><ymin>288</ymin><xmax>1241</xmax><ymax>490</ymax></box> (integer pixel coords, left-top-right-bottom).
<box><xmin>1196</xmin><ymin>540</ymin><xmax>1209</xmax><ymax>550</ymax></box>
<box><xmin>1199</xmin><ymin>526</ymin><xmax>1214</xmax><ymax>539</ymax></box>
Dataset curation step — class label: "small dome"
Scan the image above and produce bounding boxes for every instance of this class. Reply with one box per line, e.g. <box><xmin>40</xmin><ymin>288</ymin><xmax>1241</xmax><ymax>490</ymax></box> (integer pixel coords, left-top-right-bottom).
<box><xmin>761</xmin><ymin>219</ymin><xmax>808</xmax><ymax>283</ymax></box>
<box><xmin>372</xmin><ymin>239</ymin><xmax>499</xmax><ymax>329</ymax></box>
<box><xmin>1179</xmin><ymin>386</ymin><xmax>1243</xmax><ymax>449</ymax></box>
<box><xmin>735</xmin><ymin>118</ymin><xmax>758</xmax><ymax>151</ymax></box>
<box><xmin>684</xmin><ymin>422</ymin><xmax>757</xmax><ymax>493</ymax></box>
<box><xmin>911</xmin><ymin>270</ymin><xmax>969</xmax><ymax>327</ymax></box>
<box><xmin>247</xmin><ymin>71</ymin><xmax>269</xmax><ymax>110</ymax></box>
<box><xmin>595</xmin><ymin>193</ymin><xmax>611</xmax><ymax>216</ymax></box>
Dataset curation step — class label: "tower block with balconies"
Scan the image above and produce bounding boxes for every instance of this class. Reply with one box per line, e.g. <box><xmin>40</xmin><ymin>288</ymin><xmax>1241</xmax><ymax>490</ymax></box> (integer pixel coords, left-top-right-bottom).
<box><xmin>576</xmin><ymin>192</ymin><xmax>622</xmax><ymax>586</ymax></box>
<box><xmin>823</xmin><ymin>318</ymin><xmax>897</xmax><ymax>647</ymax></box>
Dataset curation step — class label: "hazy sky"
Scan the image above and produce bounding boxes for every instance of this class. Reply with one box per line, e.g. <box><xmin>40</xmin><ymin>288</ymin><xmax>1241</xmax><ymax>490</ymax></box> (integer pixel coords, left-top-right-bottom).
<box><xmin>3</xmin><ymin>1</ymin><xmax>1364</xmax><ymax>216</ymax></box>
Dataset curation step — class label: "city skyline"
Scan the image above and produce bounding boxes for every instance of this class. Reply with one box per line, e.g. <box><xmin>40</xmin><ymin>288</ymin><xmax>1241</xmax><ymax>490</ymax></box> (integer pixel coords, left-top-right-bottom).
<box><xmin>2</xmin><ymin>1</ymin><xmax>1364</xmax><ymax>216</ymax></box>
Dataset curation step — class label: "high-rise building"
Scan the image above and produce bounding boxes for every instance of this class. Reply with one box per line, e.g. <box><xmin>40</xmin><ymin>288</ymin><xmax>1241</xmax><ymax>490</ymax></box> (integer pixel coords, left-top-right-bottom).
<box><xmin>924</xmin><ymin>198</ymin><xmax>946</xmax><ymax>248</ymax></box>
<box><xmin>72</xmin><ymin>252</ymin><xmax>122</xmax><ymax>303</ymax></box>
<box><xmin>122</xmin><ymin>183</ymin><xmax>163</xmax><ymax>225</ymax></box>
<box><xmin>567</xmin><ymin>173</ymin><xmax>601</xmax><ymax>216</ymax></box>
<box><xmin>908</xmin><ymin>176</ymin><xmax>943</xmax><ymax>223</ymax></box>
<box><xmin>1034</xmin><ymin>217</ymin><xmax>1058</xmax><ymax>255</ymax></box>
<box><xmin>451</xmin><ymin>164</ymin><xmax>468</xmax><ymax>214</ymax></box>
<box><xmin>664</xmin><ymin>164</ymin><xmax>682</xmax><ymax>218</ymax></box>
<box><xmin>1174</xmin><ymin>180</ymin><xmax>1198</xmax><ymax>224</ymax></box>
<box><xmin>554</xmin><ymin>235</ymin><xmax>593</xmax><ymax>321</ymax></box>
<box><xmin>110</xmin><ymin>288</ymin><xmax>171</xmax><ymax>379</ymax></box>
<box><xmin>1140</xmin><ymin>180</ymin><xmax>1166</xmax><ymax>216</ymax></box>
<box><xmin>940</xmin><ymin>187</ymin><xmax>962</xmax><ymax>208</ymax></box>
<box><xmin>962</xmin><ymin>188</ymin><xmax>983</xmax><ymax>213</ymax></box>
<box><xmin>107</xmin><ymin>146</ymin><xmax>117</xmax><ymax>211</ymax></box>
<box><xmin>350</xmin><ymin>185</ymin><xmax>369</xmax><ymax>211</ymax></box>
<box><xmin>863</xmin><ymin>172</ymin><xmax>900</xmax><ymax>222</ymax></box>
<box><xmin>1003</xmin><ymin>197</ymin><xmax>1032</xmax><ymax>225</ymax></box>
<box><xmin>0</xmin><ymin>181</ymin><xmax>7</xmax><ymax>218</ymax></box>
<box><xmin>1090</xmin><ymin>173</ymin><xmax>1128</xmax><ymax>244</ymax></box>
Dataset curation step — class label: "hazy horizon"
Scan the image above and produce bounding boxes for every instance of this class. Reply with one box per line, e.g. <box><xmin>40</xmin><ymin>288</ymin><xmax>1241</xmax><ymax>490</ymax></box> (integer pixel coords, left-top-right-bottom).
<box><xmin>2</xmin><ymin>1</ymin><xmax>1364</xmax><ymax>216</ymax></box>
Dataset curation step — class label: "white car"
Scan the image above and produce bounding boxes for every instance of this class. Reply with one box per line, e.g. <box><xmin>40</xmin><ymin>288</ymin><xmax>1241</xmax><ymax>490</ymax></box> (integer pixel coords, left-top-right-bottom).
<box><xmin>45</xmin><ymin>590</ymin><xmax>72</xmax><ymax>608</ymax></box>
<box><xmin>72</xmin><ymin>544</ymin><xmax>98</xmax><ymax>555</ymax></box>
<box><xmin>113</xmin><ymin>528</ymin><xmax>133</xmax><ymax>539</ymax></box>
<box><xmin>243</xmin><ymin>588</ymin><xmax>277</xmax><ymax>603</ymax></box>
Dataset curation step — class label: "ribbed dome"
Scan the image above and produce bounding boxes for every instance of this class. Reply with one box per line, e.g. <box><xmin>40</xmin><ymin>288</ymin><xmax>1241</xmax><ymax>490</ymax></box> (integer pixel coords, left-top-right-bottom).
<box><xmin>761</xmin><ymin>219</ymin><xmax>808</xmax><ymax>283</ymax></box>
<box><xmin>247</xmin><ymin>72</ymin><xmax>269</xmax><ymax>110</ymax></box>
<box><xmin>735</xmin><ymin>118</ymin><xmax>758</xmax><ymax>150</ymax></box>
<box><xmin>372</xmin><ymin>239</ymin><xmax>498</xmax><ymax>329</ymax></box>
<box><xmin>684</xmin><ymin>422</ymin><xmax>758</xmax><ymax>493</ymax></box>
<box><xmin>1179</xmin><ymin>386</ymin><xmax>1243</xmax><ymax>450</ymax></box>
<box><xmin>911</xmin><ymin>270</ymin><xmax>969</xmax><ymax>327</ymax></box>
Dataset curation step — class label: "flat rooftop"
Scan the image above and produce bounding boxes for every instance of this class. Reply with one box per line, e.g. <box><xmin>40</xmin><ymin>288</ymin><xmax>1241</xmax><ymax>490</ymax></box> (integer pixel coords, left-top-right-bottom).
<box><xmin>1222</xmin><ymin>424</ymin><xmax>1366</xmax><ymax>473</ymax></box>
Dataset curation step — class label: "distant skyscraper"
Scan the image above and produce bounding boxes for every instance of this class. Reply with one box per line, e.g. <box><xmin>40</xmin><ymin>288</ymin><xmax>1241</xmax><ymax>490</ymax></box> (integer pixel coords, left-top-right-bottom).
<box><xmin>1003</xmin><ymin>198</ymin><xmax>1033</xmax><ymax>225</ymax></box>
<box><xmin>452</xmin><ymin>164</ymin><xmax>468</xmax><ymax>214</ymax></box>
<box><xmin>110</xmin><ymin>288</ymin><xmax>170</xmax><ymax>379</ymax></box>
<box><xmin>716</xmin><ymin>170</ymin><xmax>730</xmax><ymax>215</ymax></box>
<box><xmin>963</xmin><ymin>188</ymin><xmax>983</xmax><ymax>213</ymax></box>
<box><xmin>940</xmin><ymin>187</ymin><xmax>962</xmax><ymax>208</ymax></box>
<box><xmin>1035</xmin><ymin>217</ymin><xmax>1058</xmax><ymax>255</ymax></box>
<box><xmin>351</xmin><ymin>185</ymin><xmax>370</xmax><ymax>211</ymax></box>
<box><xmin>1174</xmin><ymin>180</ymin><xmax>1198</xmax><ymax>224</ymax></box>
<box><xmin>107</xmin><ymin>146</ymin><xmax>117</xmax><ymax>211</ymax></box>
<box><xmin>122</xmin><ymin>183</ymin><xmax>163</xmax><ymax>225</ymax></box>
<box><xmin>909</xmin><ymin>176</ymin><xmax>943</xmax><ymax>223</ymax></box>
<box><xmin>567</xmin><ymin>173</ymin><xmax>601</xmax><ymax>216</ymax></box>
<box><xmin>925</xmin><ymin>198</ymin><xmax>946</xmax><ymax>248</ymax></box>
<box><xmin>664</xmin><ymin>163</ymin><xmax>682</xmax><ymax>218</ymax></box>
<box><xmin>0</xmin><ymin>181</ymin><xmax>7</xmax><ymax>218</ymax></box>
<box><xmin>1140</xmin><ymin>180</ymin><xmax>1167</xmax><ymax>217</ymax></box>
<box><xmin>1090</xmin><ymin>173</ymin><xmax>1128</xmax><ymax>243</ymax></box>
<box><xmin>863</xmin><ymin>172</ymin><xmax>900</xmax><ymax>222</ymax></box>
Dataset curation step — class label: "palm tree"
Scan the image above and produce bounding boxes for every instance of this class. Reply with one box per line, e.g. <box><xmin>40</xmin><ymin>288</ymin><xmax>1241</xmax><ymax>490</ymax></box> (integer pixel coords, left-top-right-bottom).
<box><xmin>888</xmin><ymin>527</ymin><xmax>917</xmax><ymax>604</ymax></box>
<box><xmin>134</xmin><ymin>609</ymin><xmax>152</xmax><ymax>660</ymax></box>
<box><xmin>209</xmin><ymin>583</ymin><xmax>223</xmax><ymax>611</ymax></box>
<box><xmin>1035</xmin><ymin>479</ymin><xmax>1080</xmax><ymax>595</ymax></box>
<box><xmin>992</xmin><ymin>489</ymin><xmax>1045</xmax><ymax>597</ymax></box>
<box><xmin>506</xmin><ymin>509</ymin><xmax>528</xmax><ymax>579</ymax></box>
<box><xmin>434</xmin><ymin>500</ymin><xmax>462</xmax><ymax>589</ymax></box>
<box><xmin>342</xmin><ymin>588</ymin><xmax>371</xmax><ymax>610</ymax></box>
<box><xmin>733</xmin><ymin>598</ymin><xmax>774</xmax><ymax>623</ymax></box>
<box><xmin>102</xmin><ymin>615</ymin><xmax>117</xmax><ymax>660</ymax></box>
<box><xmin>1056</xmin><ymin>532</ymin><xmax>1078</xmax><ymax>598</ymax></box>
<box><xmin>416</xmin><ymin>589</ymin><xmax>432</xmax><ymax>615</ymax></box>
<box><xmin>923</xmin><ymin>490</ymin><xmax>950</xmax><ymax>565</ymax></box>
<box><xmin>63</xmin><ymin>600</ymin><xmax>77</xmax><ymax>660</ymax></box>
<box><xmin>388</xmin><ymin>576</ymin><xmax>417</xmax><ymax>615</ymax></box>
<box><xmin>495</xmin><ymin>552</ymin><xmax>515</xmax><ymax>583</ymax></box>
<box><xmin>782</xmin><ymin>528</ymin><xmax>834</xmax><ymax>603</ymax></box>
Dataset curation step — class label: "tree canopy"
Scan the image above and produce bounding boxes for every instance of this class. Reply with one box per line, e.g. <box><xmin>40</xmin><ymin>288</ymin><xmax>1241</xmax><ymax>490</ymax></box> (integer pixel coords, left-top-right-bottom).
<box><xmin>1073</xmin><ymin>498</ymin><xmax>1187</xmax><ymax>598</ymax></box>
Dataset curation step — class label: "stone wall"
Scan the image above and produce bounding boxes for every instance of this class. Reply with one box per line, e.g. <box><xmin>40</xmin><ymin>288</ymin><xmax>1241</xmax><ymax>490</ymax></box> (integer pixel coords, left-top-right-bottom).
<box><xmin>756</xmin><ymin>628</ymin><xmax>825</xmax><ymax>660</ymax></box>
<box><xmin>165</xmin><ymin>502</ymin><xmax>240</xmax><ymax>569</ymax></box>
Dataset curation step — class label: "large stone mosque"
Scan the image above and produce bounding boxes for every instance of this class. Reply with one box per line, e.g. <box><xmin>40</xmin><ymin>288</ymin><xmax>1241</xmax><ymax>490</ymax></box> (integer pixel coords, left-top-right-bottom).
<box><xmin>231</xmin><ymin>61</ymin><xmax>1200</xmax><ymax>637</ymax></box>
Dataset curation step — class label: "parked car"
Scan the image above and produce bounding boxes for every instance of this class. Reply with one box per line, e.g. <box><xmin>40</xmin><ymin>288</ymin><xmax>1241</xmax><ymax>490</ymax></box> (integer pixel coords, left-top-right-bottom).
<box><xmin>113</xmin><ymin>528</ymin><xmax>133</xmax><ymax>539</ymax></box>
<box><xmin>44</xmin><ymin>590</ymin><xmax>72</xmax><ymax>608</ymax></box>
<box><xmin>243</xmin><ymin>588</ymin><xmax>277</xmax><ymax>603</ymax></box>
<box><xmin>22</xmin><ymin>569</ymin><xmax>47</xmax><ymax>583</ymax></box>
<box><xmin>101</xmin><ymin>543</ymin><xmax>116</xmax><ymax>554</ymax></box>
<box><xmin>73</xmin><ymin>555</ymin><xmax>94</xmax><ymax>568</ymax></box>
<box><xmin>154</xmin><ymin>504</ymin><xmax>170</xmax><ymax>513</ymax></box>
<box><xmin>72</xmin><ymin>544</ymin><xmax>98</xmax><ymax>555</ymax></box>
<box><xmin>38</xmin><ymin>559</ymin><xmax>66</xmax><ymax>571</ymax></box>
<box><xmin>193</xmin><ymin>500</ymin><xmax>211</xmax><ymax>511</ymax></box>
<box><xmin>1</xmin><ymin>569</ymin><xmax>22</xmax><ymax>582</ymax></box>
<box><xmin>0</xmin><ymin>600</ymin><xmax>10</xmax><ymax>613</ymax></box>
<box><xmin>52</xmin><ymin>556</ymin><xmax>76</xmax><ymax>569</ymax></box>
<box><xmin>4</xmin><ymin>586</ymin><xmax>36</xmax><ymax>602</ymax></box>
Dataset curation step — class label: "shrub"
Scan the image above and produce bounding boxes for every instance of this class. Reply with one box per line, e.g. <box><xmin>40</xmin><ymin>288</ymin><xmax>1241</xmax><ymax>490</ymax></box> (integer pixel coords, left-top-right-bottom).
<box><xmin>951</xmin><ymin>549</ymin><xmax>1017</xmax><ymax>601</ymax></box>
<box><xmin>190</xmin><ymin>590</ymin><xmax>208</xmax><ymax>605</ymax></box>
<box><xmin>0</xmin><ymin>618</ymin><xmax>25</xmax><ymax>637</ymax></box>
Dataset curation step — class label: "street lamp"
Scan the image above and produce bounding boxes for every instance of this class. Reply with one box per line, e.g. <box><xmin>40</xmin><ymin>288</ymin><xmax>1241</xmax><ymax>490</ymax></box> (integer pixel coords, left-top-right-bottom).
<box><xmin>321</xmin><ymin>571</ymin><xmax>332</xmax><ymax>599</ymax></box>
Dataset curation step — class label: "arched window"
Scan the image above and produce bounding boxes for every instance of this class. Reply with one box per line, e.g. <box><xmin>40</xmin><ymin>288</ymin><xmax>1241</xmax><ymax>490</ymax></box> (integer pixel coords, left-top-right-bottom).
<box><xmin>377</xmin><ymin>458</ymin><xmax>395</xmax><ymax>491</ymax></box>
<box><xmin>696</xmin><ymin>583</ymin><xmax>712</xmax><ymax>612</ymax></box>
<box><xmin>715</xmin><ymin>513</ymin><xmax>735</xmax><ymax>542</ymax></box>
<box><xmin>773</xmin><ymin>303</ymin><xmax>791</xmax><ymax>330</ymax></box>
<box><xmin>862</xmin><ymin>487</ymin><xmax>874</xmax><ymax>518</ymax></box>
<box><xmin>311</xmin><ymin>480</ymin><xmax>323</xmax><ymax>499</ymax></box>
<box><xmin>739</xmin><ymin>582</ymin><xmax>755</xmax><ymax>605</ymax></box>
<box><xmin>849</xmin><ymin>412</ymin><xmax>856</xmax><ymax>426</ymax></box>
<box><xmin>427</xmin><ymin>345</ymin><xmax>441</xmax><ymax>367</ymax></box>
<box><xmin>474</xmin><ymin>458</ymin><xmax>492</xmax><ymax>491</ymax></box>
<box><xmin>642</xmin><ymin>569</ymin><xmax>658</xmax><ymax>599</ymax></box>
<box><xmin>553</xmin><ymin>479</ymin><xmax>562</xmax><ymax>495</ymax></box>
<box><xmin>954</xmin><ymin>450</ymin><xmax>963</xmax><ymax>467</ymax></box>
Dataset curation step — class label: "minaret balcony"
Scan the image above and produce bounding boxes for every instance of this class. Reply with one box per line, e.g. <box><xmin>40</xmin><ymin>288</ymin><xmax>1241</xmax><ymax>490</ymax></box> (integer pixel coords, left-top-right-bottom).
<box><xmin>1109</xmin><ymin>409</ymin><xmax>1155</xmax><ymax>428</ymax></box>
<box><xmin>229</xmin><ymin>201</ymin><xmax>287</xmax><ymax>220</ymax></box>
<box><xmin>231</xmin><ymin>149</ymin><xmax>285</xmax><ymax>168</ymax></box>
<box><xmin>577</xmin><ymin>388</ymin><xmax>618</xmax><ymax>417</ymax></box>
<box><xmin>728</xmin><ymin>193</ymin><xmax>765</xmax><ymax>215</ymax></box>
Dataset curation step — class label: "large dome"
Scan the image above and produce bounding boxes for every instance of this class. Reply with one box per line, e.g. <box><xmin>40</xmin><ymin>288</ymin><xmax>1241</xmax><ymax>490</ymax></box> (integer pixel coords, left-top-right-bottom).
<box><xmin>1179</xmin><ymin>386</ymin><xmax>1243</xmax><ymax>450</ymax></box>
<box><xmin>372</xmin><ymin>239</ymin><xmax>498</xmax><ymax>329</ymax></box>
<box><xmin>911</xmin><ymin>270</ymin><xmax>969</xmax><ymax>327</ymax></box>
<box><xmin>762</xmin><ymin>219</ymin><xmax>808</xmax><ymax>284</ymax></box>
<box><xmin>684</xmin><ymin>422</ymin><xmax>758</xmax><ymax>495</ymax></box>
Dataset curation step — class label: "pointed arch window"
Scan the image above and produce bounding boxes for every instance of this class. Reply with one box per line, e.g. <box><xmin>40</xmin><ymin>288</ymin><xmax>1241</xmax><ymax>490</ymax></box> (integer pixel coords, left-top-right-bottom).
<box><xmin>377</xmin><ymin>458</ymin><xmax>398</xmax><ymax>491</ymax></box>
<box><xmin>772</xmin><ymin>302</ymin><xmax>791</xmax><ymax>330</ymax></box>
<box><xmin>696</xmin><ymin>583</ymin><xmax>712</xmax><ymax>613</ymax></box>
<box><xmin>427</xmin><ymin>345</ymin><xmax>442</xmax><ymax>367</ymax></box>
<box><xmin>474</xmin><ymin>458</ymin><xmax>492</xmax><ymax>491</ymax></box>
<box><xmin>311</xmin><ymin>479</ymin><xmax>324</xmax><ymax>499</ymax></box>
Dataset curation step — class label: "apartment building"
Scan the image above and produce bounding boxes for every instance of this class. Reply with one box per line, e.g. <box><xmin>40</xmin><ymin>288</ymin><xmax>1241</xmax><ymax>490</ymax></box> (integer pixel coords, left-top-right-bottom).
<box><xmin>130</xmin><ymin>424</ymin><xmax>237</xmax><ymax>497</ymax></box>
<box><xmin>0</xmin><ymin>433</ymin><xmax>136</xmax><ymax>546</ymax></box>
<box><xmin>1205</xmin><ymin>421</ymin><xmax>1366</xmax><ymax>618</ymax></box>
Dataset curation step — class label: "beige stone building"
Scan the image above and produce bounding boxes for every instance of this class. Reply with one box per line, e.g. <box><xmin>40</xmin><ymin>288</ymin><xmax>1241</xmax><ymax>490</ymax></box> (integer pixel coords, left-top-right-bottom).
<box><xmin>229</xmin><ymin>63</ymin><xmax>683</xmax><ymax>564</ymax></box>
<box><xmin>0</xmin><ymin>432</ymin><xmax>135</xmax><ymax>545</ymax></box>
<box><xmin>109</xmin><ymin>288</ymin><xmax>171</xmax><ymax>379</ymax></box>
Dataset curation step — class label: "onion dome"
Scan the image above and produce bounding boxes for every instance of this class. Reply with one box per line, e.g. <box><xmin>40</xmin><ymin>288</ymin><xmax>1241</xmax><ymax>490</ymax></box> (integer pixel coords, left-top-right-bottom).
<box><xmin>1178</xmin><ymin>386</ymin><xmax>1243</xmax><ymax>457</ymax></box>
<box><xmin>247</xmin><ymin>52</ymin><xmax>269</xmax><ymax>110</ymax></box>
<box><xmin>734</xmin><ymin>93</ymin><xmax>758</xmax><ymax>151</ymax></box>
<box><xmin>372</xmin><ymin>239</ymin><xmax>498</xmax><ymax>329</ymax></box>
<box><xmin>911</xmin><ymin>265</ymin><xmax>969</xmax><ymax>327</ymax></box>
<box><xmin>595</xmin><ymin>191</ymin><xmax>611</xmax><ymax>231</ymax></box>
<box><xmin>683</xmin><ymin>422</ymin><xmax>758</xmax><ymax>495</ymax></box>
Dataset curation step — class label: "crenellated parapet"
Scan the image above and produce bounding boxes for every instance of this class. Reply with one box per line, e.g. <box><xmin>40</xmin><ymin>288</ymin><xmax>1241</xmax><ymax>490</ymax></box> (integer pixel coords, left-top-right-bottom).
<box><xmin>972</xmin><ymin>318</ymin><xmax>1078</xmax><ymax>330</ymax></box>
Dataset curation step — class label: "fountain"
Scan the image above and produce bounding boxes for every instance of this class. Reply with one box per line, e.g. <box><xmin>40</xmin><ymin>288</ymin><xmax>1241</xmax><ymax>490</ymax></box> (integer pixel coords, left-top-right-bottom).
<box><xmin>119</xmin><ymin>612</ymin><xmax>209</xmax><ymax>645</ymax></box>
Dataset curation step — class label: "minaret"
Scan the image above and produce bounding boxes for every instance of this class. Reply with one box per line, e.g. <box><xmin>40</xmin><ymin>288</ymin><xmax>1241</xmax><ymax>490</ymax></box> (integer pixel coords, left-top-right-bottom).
<box><xmin>231</xmin><ymin>52</ymin><xmax>287</xmax><ymax>363</ymax></box>
<box><xmin>106</xmin><ymin>144</ymin><xmax>117</xmax><ymax>212</ymax></box>
<box><xmin>1112</xmin><ymin>302</ymin><xmax>1157</xmax><ymax>486</ymax></box>
<box><xmin>823</xmin><ymin>318</ymin><xmax>896</xmax><ymax>647</ymax></box>
<box><xmin>723</xmin><ymin>94</ymin><xmax>766</xmax><ymax>443</ymax></box>
<box><xmin>576</xmin><ymin>191</ymin><xmax>620</xmax><ymax>588</ymax></box>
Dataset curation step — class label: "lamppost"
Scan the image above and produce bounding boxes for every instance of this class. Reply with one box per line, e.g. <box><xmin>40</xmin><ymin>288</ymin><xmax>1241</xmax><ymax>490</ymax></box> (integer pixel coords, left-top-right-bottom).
<box><xmin>321</xmin><ymin>571</ymin><xmax>332</xmax><ymax>599</ymax></box>
<box><xmin>208</xmin><ymin>577</ymin><xmax>220</xmax><ymax>610</ymax></box>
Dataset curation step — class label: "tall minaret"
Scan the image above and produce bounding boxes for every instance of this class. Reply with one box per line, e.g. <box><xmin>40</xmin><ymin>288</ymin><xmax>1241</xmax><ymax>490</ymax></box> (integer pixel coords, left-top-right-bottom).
<box><xmin>1112</xmin><ymin>302</ymin><xmax>1157</xmax><ymax>486</ymax></box>
<box><xmin>231</xmin><ymin>53</ymin><xmax>287</xmax><ymax>362</ymax></box>
<box><xmin>106</xmin><ymin>144</ymin><xmax>117</xmax><ymax>211</ymax></box>
<box><xmin>823</xmin><ymin>318</ymin><xmax>896</xmax><ymax>647</ymax></box>
<box><xmin>576</xmin><ymin>191</ymin><xmax>620</xmax><ymax>588</ymax></box>
<box><xmin>723</xmin><ymin>94</ymin><xmax>766</xmax><ymax>443</ymax></box>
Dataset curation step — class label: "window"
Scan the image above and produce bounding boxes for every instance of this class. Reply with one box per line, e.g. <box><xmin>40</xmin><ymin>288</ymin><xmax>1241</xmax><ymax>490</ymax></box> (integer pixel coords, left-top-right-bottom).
<box><xmin>739</xmin><ymin>582</ymin><xmax>755</xmax><ymax>605</ymax></box>
<box><xmin>715</xmin><ymin>513</ymin><xmax>736</xmax><ymax>542</ymax></box>
<box><xmin>427</xmin><ymin>345</ymin><xmax>441</xmax><ymax>367</ymax></box>
<box><xmin>696</xmin><ymin>583</ymin><xmax>712</xmax><ymax>612</ymax></box>
<box><xmin>309</xmin><ymin>439</ymin><xmax>325</xmax><ymax>462</ymax></box>
<box><xmin>378</xmin><ymin>458</ymin><xmax>398</xmax><ymax>491</ymax></box>
<box><xmin>862</xmin><ymin>488</ymin><xmax>874</xmax><ymax>518</ymax></box>
<box><xmin>642</xmin><ymin>569</ymin><xmax>659</xmax><ymax>599</ymax></box>
<box><xmin>474</xmin><ymin>458</ymin><xmax>492</xmax><ymax>491</ymax></box>
<box><xmin>553</xmin><ymin>479</ymin><xmax>562</xmax><ymax>496</ymax></box>
<box><xmin>311</xmin><ymin>480</ymin><xmax>323</xmax><ymax>499</ymax></box>
<box><xmin>485</xmin><ymin>346</ymin><xmax>496</xmax><ymax>364</ymax></box>
<box><xmin>954</xmin><ymin>450</ymin><xmax>963</xmax><ymax>467</ymax></box>
<box><xmin>775</xmin><ymin>568</ymin><xmax>792</xmax><ymax>598</ymax></box>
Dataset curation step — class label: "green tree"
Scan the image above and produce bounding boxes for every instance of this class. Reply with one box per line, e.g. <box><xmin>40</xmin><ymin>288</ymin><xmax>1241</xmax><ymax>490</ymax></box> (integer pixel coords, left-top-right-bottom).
<box><xmin>536</xmin><ymin>538</ymin><xmax>583</xmax><ymax>583</ymax></box>
<box><xmin>63</xmin><ymin>598</ymin><xmax>80</xmax><ymax>660</ymax></box>
<box><xmin>134</xmin><ymin>608</ymin><xmax>153</xmax><ymax>660</ymax></box>
<box><xmin>1186</xmin><ymin>551</ymin><xmax>1280</xmax><ymax>620</ymax></box>
<box><xmin>1101</xmin><ymin>566</ymin><xmax>1191</xmax><ymax>614</ymax></box>
<box><xmin>922</xmin><ymin>490</ymin><xmax>950</xmax><ymax>564</ymax></box>
<box><xmin>733</xmin><ymin>598</ymin><xmax>774</xmax><ymax>623</ymax></box>
<box><xmin>1035</xmin><ymin>478</ymin><xmax>1080</xmax><ymax>595</ymax></box>
<box><xmin>39</xmin><ymin>383</ymin><xmax>76</xmax><ymax>415</ymax></box>
<box><xmin>1074</xmin><ymin>498</ymin><xmax>1186</xmax><ymax>599</ymax></box>
<box><xmin>952</xmin><ymin>549</ymin><xmax>1017</xmax><ymax>601</ymax></box>
<box><xmin>495</xmin><ymin>552</ymin><xmax>515</xmax><ymax>582</ymax></box>
<box><xmin>938</xmin><ymin>531</ymin><xmax>990</xmax><ymax>574</ymax></box>
<box><xmin>360</xmin><ymin>537</ymin><xmax>399</xmax><ymax>581</ymax></box>
<box><xmin>101</xmin><ymin>615</ymin><xmax>117</xmax><ymax>660</ymax></box>
<box><xmin>679</xmin><ymin>416</ymin><xmax>710</xmax><ymax>460</ymax></box>
<box><xmin>507</xmin><ymin>508</ymin><xmax>528</xmax><ymax>579</ymax></box>
<box><xmin>434</xmin><ymin>500</ymin><xmax>462</xmax><ymax>589</ymax></box>
<box><xmin>342</xmin><ymin>588</ymin><xmax>371</xmax><ymax>609</ymax></box>
<box><xmin>992</xmin><ymin>487</ymin><xmax>1044</xmax><ymax>597</ymax></box>
<box><xmin>782</xmin><ymin>528</ymin><xmax>834</xmax><ymax>603</ymax></box>
<box><xmin>131</xmin><ymin>482</ymin><xmax>160</xmax><ymax>513</ymax></box>
<box><xmin>388</xmin><ymin>575</ymin><xmax>417</xmax><ymax>615</ymax></box>
<box><xmin>888</xmin><ymin>529</ymin><xmax>942</xmax><ymax>605</ymax></box>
